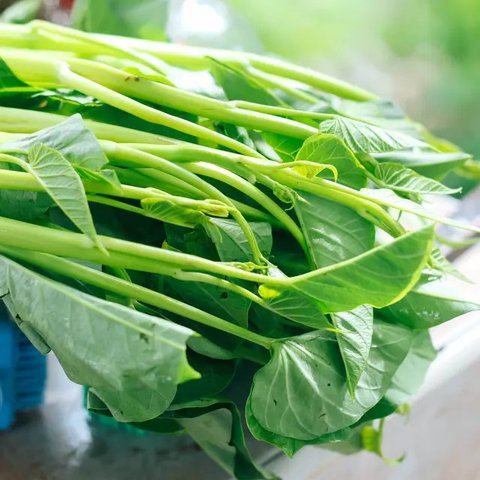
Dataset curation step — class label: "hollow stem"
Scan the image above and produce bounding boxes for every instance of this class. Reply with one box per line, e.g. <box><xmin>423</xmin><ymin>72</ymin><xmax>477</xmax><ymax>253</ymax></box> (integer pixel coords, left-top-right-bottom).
<box><xmin>105</xmin><ymin>143</ymin><xmax>265</xmax><ymax>264</ymax></box>
<box><xmin>55</xmin><ymin>63</ymin><xmax>263</xmax><ymax>158</ymax></box>
<box><xmin>67</xmin><ymin>57</ymin><xmax>317</xmax><ymax>140</ymax></box>
<box><xmin>0</xmin><ymin>245</ymin><xmax>272</xmax><ymax>348</ymax></box>
<box><xmin>183</xmin><ymin>161</ymin><xmax>307</xmax><ymax>253</ymax></box>
<box><xmin>0</xmin><ymin>215</ymin><xmax>274</xmax><ymax>284</ymax></box>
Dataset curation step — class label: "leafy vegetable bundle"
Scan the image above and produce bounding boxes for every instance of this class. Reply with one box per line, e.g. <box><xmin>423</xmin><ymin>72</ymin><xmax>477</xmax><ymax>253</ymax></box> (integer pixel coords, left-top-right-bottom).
<box><xmin>0</xmin><ymin>20</ymin><xmax>479</xmax><ymax>479</ymax></box>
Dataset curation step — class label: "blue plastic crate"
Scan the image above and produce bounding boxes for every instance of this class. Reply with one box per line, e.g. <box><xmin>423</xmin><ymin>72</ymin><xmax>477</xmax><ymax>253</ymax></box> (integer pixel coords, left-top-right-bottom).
<box><xmin>0</xmin><ymin>302</ymin><xmax>47</xmax><ymax>430</ymax></box>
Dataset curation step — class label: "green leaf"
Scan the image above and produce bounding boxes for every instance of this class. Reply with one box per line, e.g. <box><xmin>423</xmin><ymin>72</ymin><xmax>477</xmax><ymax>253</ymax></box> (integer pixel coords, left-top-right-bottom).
<box><xmin>373</xmin><ymin>150</ymin><xmax>471</xmax><ymax>180</ymax></box>
<box><xmin>164</xmin><ymin>274</ymin><xmax>251</xmax><ymax>358</ymax></box>
<box><xmin>358</xmin><ymin>330</ymin><xmax>435</xmax><ymax>423</ymax></box>
<box><xmin>295</xmin><ymin>134</ymin><xmax>366</xmax><ymax>188</ymax></box>
<box><xmin>166</xmin><ymin>278</ymin><xmax>251</xmax><ymax>329</ymax></box>
<box><xmin>248</xmin><ymin>320</ymin><xmax>413</xmax><ymax>441</ymax></box>
<box><xmin>333</xmin><ymin>305</ymin><xmax>374</xmax><ymax>397</ymax></box>
<box><xmin>76</xmin><ymin>167</ymin><xmax>123</xmax><ymax>194</ymax></box>
<box><xmin>142</xmin><ymin>198</ymin><xmax>207</xmax><ymax>228</ymax></box>
<box><xmin>26</xmin><ymin>143</ymin><xmax>101</xmax><ymax>248</ymax></box>
<box><xmin>261</xmin><ymin>271</ymin><xmax>331</xmax><ymax>329</ymax></box>
<box><xmin>0</xmin><ymin>189</ymin><xmax>52</xmax><ymax>222</ymax></box>
<box><xmin>209</xmin><ymin>57</ymin><xmax>282</xmax><ymax>106</ymax></box>
<box><xmin>171</xmin><ymin>400</ymin><xmax>276</xmax><ymax>480</ymax></box>
<box><xmin>258</xmin><ymin>329</ymin><xmax>434</xmax><ymax>452</ymax></box>
<box><xmin>31</xmin><ymin>88</ymin><xmax>102</xmax><ymax>108</ymax></box>
<box><xmin>187</xmin><ymin>335</ymin><xmax>238</xmax><ymax>360</ymax></box>
<box><xmin>264</xmin><ymin>226</ymin><xmax>434</xmax><ymax>313</ymax></box>
<box><xmin>263</xmin><ymin>133</ymin><xmax>303</xmax><ymax>162</ymax></box>
<box><xmin>328</xmin><ymin>98</ymin><xmax>423</xmax><ymax>141</ymax></box>
<box><xmin>382</xmin><ymin>275</ymin><xmax>480</xmax><ymax>329</ymax></box>
<box><xmin>246</xmin><ymin>396</ymin><xmax>357</xmax><ymax>457</ymax></box>
<box><xmin>215</xmin><ymin>123</ymin><xmax>256</xmax><ymax>150</ymax></box>
<box><xmin>260</xmin><ymin>263</ymin><xmax>330</xmax><ymax>329</ymax></box>
<box><xmin>430</xmin><ymin>246</ymin><xmax>470</xmax><ymax>282</ymax></box>
<box><xmin>320</xmin><ymin>117</ymin><xmax>427</xmax><ymax>153</ymax></box>
<box><xmin>0</xmin><ymin>255</ymin><xmax>198</xmax><ymax>422</ymax></box>
<box><xmin>0</xmin><ymin>56</ymin><xmax>36</xmax><ymax>95</ymax></box>
<box><xmin>382</xmin><ymin>331</ymin><xmax>436</xmax><ymax>407</ymax></box>
<box><xmin>174</xmin><ymin>353</ymin><xmax>236</xmax><ymax>404</ymax></box>
<box><xmin>86</xmin><ymin>388</ymin><xmax>184</xmax><ymax>434</ymax></box>
<box><xmin>164</xmin><ymin>225</ymin><xmax>252</xmax><ymax>356</ymax></box>
<box><xmin>372</xmin><ymin>162</ymin><xmax>460</xmax><ymax>195</ymax></box>
<box><xmin>293</xmin><ymin>192</ymin><xmax>375</xmax><ymax>268</ymax></box>
<box><xmin>6</xmin><ymin>114</ymin><xmax>108</xmax><ymax>170</ymax></box>
<box><xmin>204</xmin><ymin>218</ymin><xmax>273</xmax><ymax>262</ymax></box>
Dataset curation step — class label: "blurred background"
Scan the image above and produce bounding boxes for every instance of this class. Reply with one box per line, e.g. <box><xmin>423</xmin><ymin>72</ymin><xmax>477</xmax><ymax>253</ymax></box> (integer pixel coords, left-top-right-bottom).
<box><xmin>1</xmin><ymin>0</ymin><xmax>477</xmax><ymax>162</ymax></box>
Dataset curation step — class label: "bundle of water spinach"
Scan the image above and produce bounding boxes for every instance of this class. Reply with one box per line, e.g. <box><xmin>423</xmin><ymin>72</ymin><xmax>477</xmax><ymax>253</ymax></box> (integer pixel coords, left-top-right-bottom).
<box><xmin>0</xmin><ymin>20</ymin><xmax>479</xmax><ymax>479</ymax></box>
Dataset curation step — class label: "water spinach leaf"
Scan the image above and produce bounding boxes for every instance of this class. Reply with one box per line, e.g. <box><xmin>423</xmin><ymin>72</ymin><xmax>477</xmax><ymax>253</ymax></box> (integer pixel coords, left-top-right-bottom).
<box><xmin>248</xmin><ymin>320</ymin><xmax>413</xmax><ymax>441</ymax></box>
<box><xmin>0</xmin><ymin>255</ymin><xmax>198</xmax><ymax>422</ymax></box>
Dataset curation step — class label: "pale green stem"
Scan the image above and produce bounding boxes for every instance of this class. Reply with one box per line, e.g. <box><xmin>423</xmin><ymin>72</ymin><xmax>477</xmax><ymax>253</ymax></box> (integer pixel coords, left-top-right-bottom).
<box><xmin>87</xmin><ymin>32</ymin><xmax>378</xmax><ymax>100</ymax></box>
<box><xmin>247</xmin><ymin>55</ymin><xmax>377</xmax><ymax>102</ymax></box>
<box><xmin>31</xmin><ymin>20</ymin><xmax>169</xmax><ymax>77</ymax></box>
<box><xmin>0</xmin><ymin>23</ymin><xmax>377</xmax><ymax>101</ymax></box>
<box><xmin>244</xmin><ymin>65</ymin><xmax>319</xmax><ymax>104</ymax></box>
<box><xmin>104</xmin><ymin>143</ymin><xmax>265</xmax><ymax>264</ymax></box>
<box><xmin>55</xmin><ymin>63</ymin><xmax>263</xmax><ymax>158</ymax></box>
<box><xmin>230</xmin><ymin>101</ymin><xmax>337</xmax><ymax>121</ymax></box>
<box><xmin>0</xmin><ymin>106</ymin><xmax>176</xmax><ymax>145</ymax></box>
<box><xmin>67</xmin><ymin>57</ymin><xmax>317</xmax><ymax>140</ymax></box>
<box><xmin>183</xmin><ymin>161</ymin><xmax>308</xmax><ymax>253</ymax></box>
<box><xmin>0</xmin><ymin>215</ymin><xmax>274</xmax><ymax>283</ymax></box>
<box><xmin>0</xmin><ymin>245</ymin><xmax>272</xmax><ymax>348</ymax></box>
<box><xmin>270</xmin><ymin>170</ymin><xmax>405</xmax><ymax>237</ymax></box>
<box><xmin>113</xmin><ymin>166</ymin><xmax>207</xmax><ymax>199</ymax></box>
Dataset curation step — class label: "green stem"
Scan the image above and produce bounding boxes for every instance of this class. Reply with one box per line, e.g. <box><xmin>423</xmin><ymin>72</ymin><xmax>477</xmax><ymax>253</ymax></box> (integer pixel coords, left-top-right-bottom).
<box><xmin>54</xmin><ymin>63</ymin><xmax>264</xmax><ymax>158</ymax></box>
<box><xmin>0</xmin><ymin>245</ymin><xmax>272</xmax><ymax>348</ymax></box>
<box><xmin>174</xmin><ymin>271</ymin><xmax>265</xmax><ymax>305</ymax></box>
<box><xmin>231</xmin><ymin>101</ymin><xmax>337</xmax><ymax>121</ymax></box>
<box><xmin>0</xmin><ymin>169</ymin><xmax>42</xmax><ymax>191</ymax></box>
<box><xmin>87</xmin><ymin>194</ymin><xmax>147</xmax><ymax>216</ymax></box>
<box><xmin>88</xmin><ymin>32</ymin><xmax>377</xmax><ymax>100</ymax></box>
<box><xmin>247</xmin><ymin>55</ymin><xmax>377</xmax><ymax>102</ymax></box>
<box><xmin>105</xmin><ymin>143</ymin><xmax>265</xmax><ymax>264</ymax></box>
<box><xmin>0</xmin><ymin>165</ymin><xmax>227</xmax><ymax>217</ymax></box>
<box><xmin>184</xmin><ymin>161</ymin><xmax>308</xmax><ymax>253</ymax></box>
<box><xmin>244</xmin><ymin>66</ymin><xmax>319</xmax><ymax>104</ymax></box>
<box><xmin>0</xmin><ymin>23</ymin><xmax>377</xmax><ymax>101</ymax></box>
<box><xmin>113</xmin><ymin>166</ymin><xmax>207</xmax><ymax>199</ymax></box>
<box><xmin>67</xmin><ymin>57</ymin><xmax>317</xmax><ymax>140</ymax></box>
<box><xmin>2</xmin><ymin>52</ymin><xmax>256</xmax><ymax>157</ymax></box>
<box><xmin>124</xmin><ymin>143</ymin><xmax>308</xmax><ymax>247</ymax></box>
<box><xmin>119</xmin><ymin>184</ymin><xmax>232</xmax><ymax>215</ymax></box>
<box><xmin>229</xmin><ymin>200</ymin><xmax>279</xmax><ymax>225</ymax></box>
<box><xmin>31</xmin><ymin>20</ymin><xmax>169</xmax><ymax>77</ymax></box>
<box><xmin>0</xmin><ymin>215</ymin><xmax>273</xmax><ymax>284</ymax></box>
<box><xmin>123</xmin><ymin>166</ymin><xmax>275</xmax><ymax>223</ymax></box>
<box><xmin>88</xmin><ymin>192</ymin><xmax>231</xmax><ymax>220</ymax></box>
<box><xmin>270</xmin><ymin>170</ymin><xmax>405</xmax><ymax>237</ymax></box>
<box><xmin>0</xmin><ymin>106</ymin><xmax>176</xmax><ymax>145</ymax></box>
<box><xmin>127</xmin><ymin>142</ymin><xmax>324</xmax><ymax>176</ymax></box>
